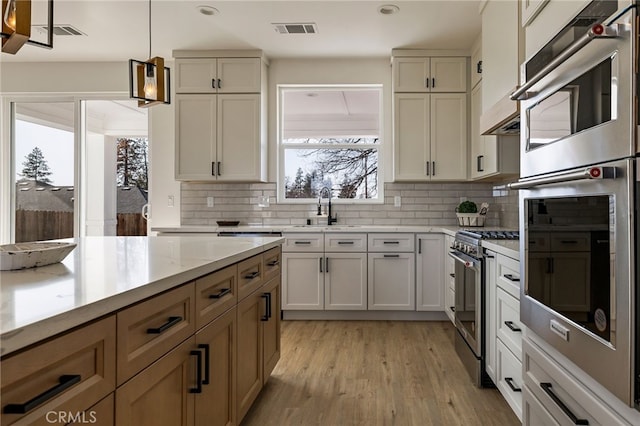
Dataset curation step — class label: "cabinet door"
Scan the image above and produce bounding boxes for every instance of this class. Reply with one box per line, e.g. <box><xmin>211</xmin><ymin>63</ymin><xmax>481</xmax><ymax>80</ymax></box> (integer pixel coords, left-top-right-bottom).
<box><xmin>324</xmin><ymin>252</ymin><xmax>367</xmax><ymax>310</ymax></box>
<box><xmin>430</xmin><ymin>93</ymin><xmax>467</xmax><ymax>180</ymax></box>
<box><xmin>175</xmin><ymin>58</ymin><xmax>217</xmax><ymax>93</ymax></box>
<box><xmin>175</xmin><ymin>94</ymin><xmax>217</xmax><ymax>180</ymax></box>
<box><xmin>367</xmin><ymin>253</ymin><xmax>415</xmax><ymax>310</ymax></box>
<box><xmin>236</xmin><ymin>291</ymin><xmax>264</xmax><ymax>422</ymax></box>
<box><xmin>282</xmin><ymin>253</ymin><xmax>324</xmax><ymax>310</ymax></box>
<box><xmin>115</xmin><ymin>337</ymin><xmax>196</xmax><ymax>426</ymax></box>
<box><xmin>392</xmin><ymin>57</ymin><xmax>429</xmax><ymax>92</ymax></box>
<box><xmin>262</xmin><ymin>278</ymin><xmax>281</xmax><ymax>382</ymax></box>
<box><xmin>416</xmin><ymin>234</ymin><xmax>444</xmax><ymax>311</ymax></box>
<box><xmin>216</xmin><ymin>58</ymin><xmax>262</xmax><ymax>93</ymax></box>
<box><xmin>430</xmin><ymin>57</ymin><xmax>467</xmax><ymax>93</ymax></box>
<box><xmin>216</xmin><ymin>94</ymin><xmax>265</xmax><ymax>181</ymax></box>
<box><xmin>195</xmin><ymin>308</ymin><xmax>236</xmax><ymax>426</ymax></box>
<box><xmin>394</xmin><ymin>93</ymin><xmax>429</xmax><ymax>181</ymax></box>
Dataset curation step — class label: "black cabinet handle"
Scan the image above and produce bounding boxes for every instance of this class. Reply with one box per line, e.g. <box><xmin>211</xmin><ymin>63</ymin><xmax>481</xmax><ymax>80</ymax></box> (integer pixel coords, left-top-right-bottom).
<box><xmin>294</xmin><ymin>241</ymin><xmax>311</xmax><ymax>245</ymax></box>
<box><xmin>432</xmin><ymin>161</ymin><xmax>436</xmax><ymax>176</ymax></box>
<box><xmin>503</xmin><ymin>274</ymin><xmax>520</xmax><ymax>282</ymax></box>
<box><xmin>325</xmin><ymin>257</ymin><xmax>329</xmax><ymax>273</ymax></box>
<box><xmin>337</xmin><ymin>241</ymin><xmax>354</xmax><ymax>245</ymax></box>
<box><xmin>244</xmin><ymin>271</ymin><xmax>259</xmax><ymax>280</ymax></box>
<box><xmin>504</xmin><ymin>321</ymin><xmax>522</xmax><ymax>332</ymax></box>
<box><xmin>426</xmin><ymin>161</ymin><xmax>430</xmax><ymax>176</ymax></box>
<box><xmin>450</xmin><ymin>306</ymin><xmax>455</xmax><ymax>312</ymax></box>
<box><xmin>3</xmin><ymin>375</ymin><xmax>81</xmax><ymax>414</ymax></box>
<box><xmin>211</xmin><ymin>162</ymin><xmax>216</xmax><ymax>176</ymax></box>
<box><xmin>267</xmin><ymin>292</ymin><xmax>272</xmax><ymax>318</ymax></box>
<box><xmin>418</xmin><ymin>239</ymin><xmax>422</xmax><ymax>254</ymax></box>
<box><xmin>560</xmin><ymin>240</ymin><xmax>578</xmax><ymax>244</ymax></box>
<box><xmin>505</xmin><ymin>377</ymin><xmax>521</xmax><ymax>392</ymax></box>
<box><xmin>425</xmin><ymin>78</ymin><xmax>429</xmax><ymax>88</ymax></box>
<box><xmin>432</xmin><ymin>78</ymin><xmax>435</xmax><ymax>88</ymax></box>
<box><xmin>477</xmin><ymin>60</ymin><xmax>482</xmax><ymax>74</ymax></box>
<box><xmin>211</xmin><ymin>79</ymin><xmax>216</xmax><ymax>89</ymax></box>
<box><xmin>261</xmin><ymin>293</ymin><xmax>270</xmax><ymax>321</ymax></box>
<box><xmin>147</xmin><ymin>316</ymin><xmax>182</xmax><ymax>334</ymax></box>
<box><xmin>449</xmin><ymin>273</ymin><xmax>455</xmax><ymax>278</ymax></box>
<box><xmin>267</xmin><ymin>260</ymin><xmax>280</xmax><ymax>266</ymax></box>
<box><xmin>384</xmin><ymin>254</ymin><xmax>400</xmax><ymax>258</ymax></box>
<box><xmin>540</xmin><ymin>382</ymin><xmax>589</xmax><ymax>425</ymax></box>
<box><xmin>209</xmin><ymin>288</ymin><xmax>231</xmax><ymax>299</ymax></box>
<box><xmin>477</xmin><ymin>155</ymin><xmax>484</xmax><ymax>172</ymax></box>
<box><xmin>198</xmin><ymin>344</ymin><xmax>210</xmax><ymax>385</ymax></box>
<box><xmin>383</xmin><ymin>241</ymin><xmax>400</xmax><ymax>245</ymax></box>
<box><xmin>217</xmin><ymin>162</ymin><xmax>221</xmax><ymax>176</ymax></box>
<box><xmin>189</xmin><ymin>350</ymin><xmax>203</xmax><ymax>394</ymax></box>
<box><xmin>217</xmin><ymin>79</ymin><xmax>221</xmax><ymax>89</ymax></box>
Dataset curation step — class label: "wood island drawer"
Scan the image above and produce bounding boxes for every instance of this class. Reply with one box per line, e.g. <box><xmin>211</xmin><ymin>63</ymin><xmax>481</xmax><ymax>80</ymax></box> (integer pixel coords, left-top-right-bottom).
<box><xmin>263</xmin><ymin>247</ymin><xmax>281</xmax><ymax>282</ymax></box>
<box><xmin>367</xmin><ymin>233</ymin><xmax>415</xmax><ymax>252</ymax></box>
<box><xmin>195</xmin><ymin>265</ymin><xmax>238</xmax><ymax>329</ymax></box>
<box><xmin>1</xmin><ymin>316</ymin><xmax>116</xmax><ymax>426</ymax></box>
<box><xmin>117</xmin><ymin>284</ymin><xmax>195</xmax><ymax>385</ymax></box>
<box><xmin>324</xmin><ymin>233</ymin><xmax>367</xmax><ymax>252</ymax></box>
<box><xmin>238</xmin><ymin>254</ymin><xmax>263</xmax><ymax>300</ymax></box>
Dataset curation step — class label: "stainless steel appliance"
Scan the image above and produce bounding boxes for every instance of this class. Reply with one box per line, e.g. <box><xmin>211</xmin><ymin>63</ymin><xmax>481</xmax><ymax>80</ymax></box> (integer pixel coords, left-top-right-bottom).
<box><xmin>450</xmin><ymin>230</ymin><xmax>519</xmax><ymax>387</ymax></box>
<box><xmin>511</xmin><ymin>0</ymin><xmax>639</xmax><ymax>409</ymax></box>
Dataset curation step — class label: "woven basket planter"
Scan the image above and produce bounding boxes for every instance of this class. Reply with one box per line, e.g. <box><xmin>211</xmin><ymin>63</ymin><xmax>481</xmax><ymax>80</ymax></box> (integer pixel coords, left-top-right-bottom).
<box><xmin>456</xmin><ymin>213</ymin><xmax>485</xmax><ymax>227</ymax></box>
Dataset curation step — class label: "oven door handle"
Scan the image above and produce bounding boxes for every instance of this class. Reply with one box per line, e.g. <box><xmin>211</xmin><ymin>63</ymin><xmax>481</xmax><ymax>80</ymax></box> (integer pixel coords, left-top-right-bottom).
<box><xmin>448</xmin><ymin>251</ymin><xmax>479</xmax><ymax>269</ymax></box>
<box><xmin>508</xmin><ymin>166</ymin><xmax>616</xmax><ymax>190</ymax></box>
<box><xmin>511</xmin><ymin>22</ymin><xmax>623</xmax><ymax>101</ymax></box>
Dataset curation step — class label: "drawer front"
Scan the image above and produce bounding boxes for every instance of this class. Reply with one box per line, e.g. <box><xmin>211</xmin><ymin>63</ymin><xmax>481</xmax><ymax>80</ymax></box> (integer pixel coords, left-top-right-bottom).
<box><xmin>496</xmin><ymin>287</ymin><xmax>523</xmax><ymax>360</ymax></box>
<box><xmin>282</xmin><ymin>233</ymin><xmax>324</xmax><ymax>252</ymax></box>
<box><xmin>195</xmin><ymin>265</ymin><xmax>238</xmax><ymax>329</ymax></box>
<box><xmin>117</xmin><ymin>284</ymin><xmax>195</xmax><ymax>385</ymax></box>
<box><xmin>367</xmin><ymin>233</ymin><xmax>415</xmax><ymax>252</ymax></box>
<box><xmin>496</xmin><ymin>253</ymin><xmax>520</xmax><ymax>298</ymax></box>
<box><xmin>496</xmin><ymin>339</ymin><xmax>523</xmax><ymax>421</ymax></box>
<box><xmin>76</xmin><ymin>393</ymin><xmax>114</xmax><ymax>426</ymax></box>
<box><xmin>237</xmin><ymin>253</ymin><xmax>263</xmax><ymax>300</ymax></box>
<box><xmin>523</xmin><ymin>339</ymin><xmax>627</xmax><ymax>426</ymax></box>
<box><xmin>324</xmin><ymin>233</ymin><xmax>367</xmax><ymax>252</ymax></box>
<box><xmin>445</xmin><ymin>285</ymin><xmax>455</xmax><ymax>323</ymax></box>
<box><xmin>263</xmin><ymin>246</ymin><xmax>282</xmax><ymax>282</ymax></box>
<box><xmin>523</xmin><ymin>385</ymin><xmax>560</xmax><ymax>426</ymax></box>
<box><xmin>1</xmin><ymin>316</ymin><xmax>116</xmax><ymax>426</ymax></box>
<box><xmin>550</xmin><ymin>233</ymin><xmax>590</xmax><ymax>252</ymax></box>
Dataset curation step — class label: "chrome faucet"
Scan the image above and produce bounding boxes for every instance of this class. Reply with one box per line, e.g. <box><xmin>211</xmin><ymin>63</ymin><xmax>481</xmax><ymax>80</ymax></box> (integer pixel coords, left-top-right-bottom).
<box><xmin>319</xmin><ymin>187</ymin><xmax>337</xmax><ymax>226</ymax></box>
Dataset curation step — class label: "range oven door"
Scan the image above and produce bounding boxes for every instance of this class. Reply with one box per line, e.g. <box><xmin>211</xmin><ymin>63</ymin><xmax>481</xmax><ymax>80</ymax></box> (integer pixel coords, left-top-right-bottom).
<box><xmin>450</xmin><ymin>250</ymin><xmax>482</xmax><ymax>357</ymax></box>
<box><xmin>515</xmin><ymin>3</ymin><xmax>635</xmax><ymax>178</ymax></box>
<box><xmin>513</xmin><ymin>157</ymin><xmax>635</xmax><ymax>406</ymax></box>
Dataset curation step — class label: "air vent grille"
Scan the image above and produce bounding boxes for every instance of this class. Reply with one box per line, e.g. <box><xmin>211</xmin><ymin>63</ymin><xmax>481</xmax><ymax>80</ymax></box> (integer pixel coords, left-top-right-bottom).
<box><xmin>33</xmin><ymin>24</ymin><xmax>86</xmax><ymax>36</ymax></box>
<box><xmin>272</xmin><ymin>23</ymin><xmax>318</xmax><ymax>34</ymax></box>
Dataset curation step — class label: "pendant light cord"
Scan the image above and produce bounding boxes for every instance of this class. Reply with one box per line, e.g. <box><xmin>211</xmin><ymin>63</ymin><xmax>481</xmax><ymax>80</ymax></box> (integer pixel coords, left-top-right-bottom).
<box><xmin>148</xmin><ymin>0</ymin><xmax>152</xmax><ymax>59</ymax></box>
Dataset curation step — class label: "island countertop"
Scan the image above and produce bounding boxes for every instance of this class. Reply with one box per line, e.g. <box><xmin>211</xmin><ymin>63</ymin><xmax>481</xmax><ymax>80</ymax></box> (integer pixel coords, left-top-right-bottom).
<box><xmin>0</xmin><ymin>235</ymin><xmax>283</xmax><ymax>356</ymax></box>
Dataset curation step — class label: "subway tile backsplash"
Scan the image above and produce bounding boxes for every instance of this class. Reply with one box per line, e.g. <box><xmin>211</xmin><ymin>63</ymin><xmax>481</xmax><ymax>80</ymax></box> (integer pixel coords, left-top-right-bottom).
<box><xmin>181</xmin><ymin>182</ymin><xmax>519</xmax><ymax>228</ymax></box>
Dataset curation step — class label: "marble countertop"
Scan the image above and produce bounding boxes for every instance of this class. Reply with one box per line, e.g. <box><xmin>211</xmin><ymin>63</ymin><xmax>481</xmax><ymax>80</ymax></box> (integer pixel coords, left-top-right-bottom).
<box><xmin>0</xmin><ymin>235</ymin><xmax>283</xmax><ymax>356</ymax></box>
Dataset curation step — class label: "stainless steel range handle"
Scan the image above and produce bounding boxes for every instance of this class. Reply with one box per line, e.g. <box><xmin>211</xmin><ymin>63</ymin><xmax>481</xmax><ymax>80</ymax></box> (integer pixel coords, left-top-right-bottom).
<box><xmin>508</xmin><ymin>166</ymin><xmax>616</xmax><ymax>190</ymax></box>
<box><xmin>511</xmin><ymin>23</ymin><xmax>623</xmax><ymax>101</ymax></box>
<box><xmin>448</xmin><ymin>251</ymin><xmax>478</xmax><ymax>269</ymax></box>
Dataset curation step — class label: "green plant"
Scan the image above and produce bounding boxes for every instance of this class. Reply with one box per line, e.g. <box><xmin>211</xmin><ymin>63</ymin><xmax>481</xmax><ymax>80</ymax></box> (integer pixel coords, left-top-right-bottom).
<box><xmin>456</xmin><ymin>200</ymin><xmax>478</xmax><ymax>213</ymax></box>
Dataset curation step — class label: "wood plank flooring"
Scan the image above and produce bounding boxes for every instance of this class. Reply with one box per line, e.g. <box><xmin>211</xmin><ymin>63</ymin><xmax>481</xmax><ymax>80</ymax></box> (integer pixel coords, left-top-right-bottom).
<box><xmin>241</xmin><ymin>320</ymin><xmax>520</xmax><ymax>426</ymax></box>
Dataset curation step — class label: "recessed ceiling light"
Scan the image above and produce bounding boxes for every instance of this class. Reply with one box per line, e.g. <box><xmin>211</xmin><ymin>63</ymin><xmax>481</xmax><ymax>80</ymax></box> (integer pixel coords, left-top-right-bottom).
<box><xmin>197</xmin><ymin>5</ymin><xmax>219</xmax><ymax>16</ymax></box>
<box><xmin>378</xmin><ymin>4</ymin><xmax>400</xmax><ymax>15</ymax></box>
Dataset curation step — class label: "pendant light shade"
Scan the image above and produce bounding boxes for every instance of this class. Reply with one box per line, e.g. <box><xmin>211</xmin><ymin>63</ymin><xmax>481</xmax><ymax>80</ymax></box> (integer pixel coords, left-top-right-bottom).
<box><xmin>129</xmin><ymin>0</ymin><xmax>170</xmax><ymax>107</ymax></box>
<box><xmin>1</xmin><ymin>0</ymin><xmax>53</xmax><ymax>54</ymax></box>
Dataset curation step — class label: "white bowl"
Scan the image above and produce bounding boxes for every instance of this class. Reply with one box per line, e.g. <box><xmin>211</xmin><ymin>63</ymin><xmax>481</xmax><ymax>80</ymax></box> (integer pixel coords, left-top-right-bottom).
<box><xmin>0</xmin><ymin>242</ymin><xmax>77</xmax><ymax>271</ymax></box>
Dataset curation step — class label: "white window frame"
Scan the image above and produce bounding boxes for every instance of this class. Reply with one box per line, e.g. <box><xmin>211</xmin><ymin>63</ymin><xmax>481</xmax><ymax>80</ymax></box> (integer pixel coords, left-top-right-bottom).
<box><xmin>277</xmin><ymin>84</ymin><xmax>384</xmax><ymax>204</ymax></box>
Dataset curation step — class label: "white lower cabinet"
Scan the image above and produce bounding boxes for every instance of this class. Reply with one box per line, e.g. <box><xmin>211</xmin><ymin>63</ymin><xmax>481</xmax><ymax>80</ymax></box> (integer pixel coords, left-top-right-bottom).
<box><xmin>416</xmin><ymin>234</ymin><xmax>444</xmax><ymax>311</ymax></box>
<box><xmin>282</xmin><ymin>252</ymin><xmax>323</xmax><ymax>310</ymax></box>
<box><xmin>443</xmin><ymin>235</ymin><xmax>455</xmax><ymax>323</ymax></box>
<box><xmin>324</xmin><ymin>252</ymin><xmax>367</xmax><ymax>310</ymax></box>
<box><xmin>497</xmin><ymin>338</ymin><xmax>523</xmax><ymax>418</ymax></box>
<box><xmin>367</xmin><ymin>253</ymin><xmax>415</xmax><ymax>310</ymax></box>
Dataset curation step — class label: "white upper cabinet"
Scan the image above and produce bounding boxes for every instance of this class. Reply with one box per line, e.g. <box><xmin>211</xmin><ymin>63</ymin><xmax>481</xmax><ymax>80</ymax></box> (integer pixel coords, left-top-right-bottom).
<box><xmin>393</xmin><ymin>57</ymin><xmax>467</xmax><ymax>93</ymax></box>
<box><xmin>175</xmin><ymin>58</ymin><xmax>262</xmax><ymax>94</ymax></box>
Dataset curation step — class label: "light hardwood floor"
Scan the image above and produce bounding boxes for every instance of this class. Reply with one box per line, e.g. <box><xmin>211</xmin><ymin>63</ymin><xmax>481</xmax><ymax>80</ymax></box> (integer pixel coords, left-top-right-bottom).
<box><xmin>242</xmin><ymin>320</ymin><xmax>520</xmax><ymax>426</ymax></box>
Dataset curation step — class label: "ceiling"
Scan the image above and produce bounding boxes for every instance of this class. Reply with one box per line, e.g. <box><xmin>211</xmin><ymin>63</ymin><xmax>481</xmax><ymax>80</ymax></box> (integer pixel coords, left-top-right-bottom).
<box><xmin>2</xmin><ymin>1</ymin><xmax>483</xmax><ymax>63</ymax></box>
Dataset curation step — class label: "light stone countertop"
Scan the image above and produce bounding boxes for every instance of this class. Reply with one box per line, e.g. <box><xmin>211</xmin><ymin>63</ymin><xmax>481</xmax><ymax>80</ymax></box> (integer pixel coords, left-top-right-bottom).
<box><xmin>0</xmin><ymin>235</ymin><xmax>283</xmax><ymax>356</ymax></box>
<box><xmin>482</xmin><ymin>239</ymin><xmax>520</xmax><ymax>260</ymax></box>
<box><xmin>153</xmin><ymin>225</ymin><xmax>461</xmax><ymax>237</ymax></box>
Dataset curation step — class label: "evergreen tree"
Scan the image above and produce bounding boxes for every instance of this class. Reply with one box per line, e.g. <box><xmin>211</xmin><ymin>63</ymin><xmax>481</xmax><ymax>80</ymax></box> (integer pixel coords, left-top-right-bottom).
<box><xmin>21</xmin><ymin>146</ymin><xmax>53</xmax><ymax>185</ymax></box>
<box><xmin>116</xmin><ymin>138</ymin><xmax>149</xmax><ymax>190</ymax></box>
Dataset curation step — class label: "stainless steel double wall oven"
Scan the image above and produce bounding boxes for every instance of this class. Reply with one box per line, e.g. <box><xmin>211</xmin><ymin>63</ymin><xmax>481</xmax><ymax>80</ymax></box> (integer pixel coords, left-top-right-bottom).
<box><xmin>510</xmin><ymin>0</ymin><xmax>639</xmax><ymax>408</ymax></box>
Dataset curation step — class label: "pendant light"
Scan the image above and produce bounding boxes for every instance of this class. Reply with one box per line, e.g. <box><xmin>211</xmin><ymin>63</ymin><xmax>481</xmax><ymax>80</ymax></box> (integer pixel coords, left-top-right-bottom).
<box><xmin>129</xmin><ymin>0</ymin><xmax>170</xmax><ymax>107</ymax></box>
<box><xmin>1</xmin><ymin>0</ymin><xmax>53</xmax><ymax>54</ymax></box>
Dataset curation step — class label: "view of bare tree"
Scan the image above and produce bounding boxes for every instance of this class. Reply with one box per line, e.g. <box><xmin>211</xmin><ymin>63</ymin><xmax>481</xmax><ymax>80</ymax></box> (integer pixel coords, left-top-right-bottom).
<box><xmin>116</xmin><ymin>138</ymin><xmax>149</xmax><ymax>190</ymax></box>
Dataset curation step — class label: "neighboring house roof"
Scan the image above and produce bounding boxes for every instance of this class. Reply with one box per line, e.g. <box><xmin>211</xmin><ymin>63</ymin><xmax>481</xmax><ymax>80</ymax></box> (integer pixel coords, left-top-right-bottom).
<box><xmin>15</xmin><ymin>181</ymin><xmax>148</xmax><ymax>214</ymax></box>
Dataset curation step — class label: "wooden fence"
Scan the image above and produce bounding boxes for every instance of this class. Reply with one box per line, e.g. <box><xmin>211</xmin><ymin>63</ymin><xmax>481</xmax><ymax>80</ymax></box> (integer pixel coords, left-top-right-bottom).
<box><xmin>15</xmin><ymin>210</ymin><xmax>147</xmax><ymax>242</ymax></box>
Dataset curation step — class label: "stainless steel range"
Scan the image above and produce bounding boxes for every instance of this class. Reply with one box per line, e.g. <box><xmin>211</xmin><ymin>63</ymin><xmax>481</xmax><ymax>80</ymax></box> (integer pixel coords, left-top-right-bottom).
<box><xmin>450</xmin><ymin>229</ymin><xmax>519</xmax><ymax>387</ymax></box>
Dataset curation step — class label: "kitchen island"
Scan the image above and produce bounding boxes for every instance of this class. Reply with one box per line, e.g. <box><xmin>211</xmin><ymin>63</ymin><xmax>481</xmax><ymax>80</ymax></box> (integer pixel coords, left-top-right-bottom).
<box><xmin>1</xmin><ymin>235</ymin><xmax>283</xmax><ymax>426</ymax></box>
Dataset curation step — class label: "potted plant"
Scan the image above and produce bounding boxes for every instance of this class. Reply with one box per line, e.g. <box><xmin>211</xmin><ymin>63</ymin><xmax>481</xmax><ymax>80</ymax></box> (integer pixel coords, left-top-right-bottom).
<box><xmin>455</xmin><ymin>200</ymin><xmax>485</xmax><ymax>227</ymax></box>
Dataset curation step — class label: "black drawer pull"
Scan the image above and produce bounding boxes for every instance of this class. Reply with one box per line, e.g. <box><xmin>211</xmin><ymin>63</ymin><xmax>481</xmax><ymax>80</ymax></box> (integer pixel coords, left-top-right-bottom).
<box><xmin>3</xmin><ymin>374</ymin><xmax>81</xmax><ymax>414</ymax></box>
<box><xmin>147</xmin><ymin>316</ymin><xmax>182</xmax><ymax>334</ymax></box>
<box><xmin>504</xmin><ymin>321</ymin><xmax>522</xmax><ymax>332</ymax></box>
<box><xmin>504</xmin><ymin>377</ymin><xmax>521</xmax><ymax>392</ymax></box>
<box><xmin>383</xmin><ymin>241</ymin><xmax>400</xmax><ymax>245</ymax></box>
<box><xmin>190</xmin><ymin>350</ymin><xmax>203</xmax><ymax>394</ymax></box>
<box><xmin>337</xmin><ymin>241</ymin><xmax>355</xmax><ymax>245</ymax></box>
<box><xmin>209</xmin><ymin>288</ymin><xmax>231</xmax><ymax>299</ymax></box>
<box><xmin>294</xmin><ymin>241</ymin><xmax>311</xmax><ymax>245</ymax></box>
<box><xmin>383</xmin><ymin>254</ymin><xmax>400</xmax><ymax>258</ymax></box>
<box><xmin>261</xmin><ymin>293</ymin><xmax>270</xmax><ymax>321</ymax></box>
<box><xmin>560</xmin><ymin>240</ymin><xmax>578</xmax><ymax>244</ymax></box>
<box><xmin>450</xmin><ymin>306</ymin><xmax>455</xmax><ymax>312</ymax></box>
<box><xmin>244</xmin><ymin>271</ymin><xmax>259</xmax><ymax>280</ymax></box>
<box><xmin>267</xmin><ymin>260</ymin><xmax>280</xmax><ymax>266</ymax></box>
<box><xmin>503</xmin><ymin>274</ymin><xmax>520</xmax><ymax>282</ymax></box>
<box><xmin>540</xmin><ymin>382</ymin><xmax>589</xmax><ymax>425</ymax></box>
<box><xmin>449</xmin><ymin>273</ymin><xmax>455</xmax><ymax>278</ymax></box>
<box><xmin>198</xmin><ymin>344</ymin><xmax>210</xmax><ymax>385</ymax></box>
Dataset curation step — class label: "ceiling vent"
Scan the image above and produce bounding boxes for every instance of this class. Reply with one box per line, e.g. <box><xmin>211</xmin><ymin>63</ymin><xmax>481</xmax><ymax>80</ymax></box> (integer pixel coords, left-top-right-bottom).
<box><xmin>33</xmin><ymin>24</ymin><xmax>86</xmax><ymax>36</ymax></box>
<box><xmin>272</xmin><ymin>23</ymin><xmax>318</xmax><ymax>34</ymax></box>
